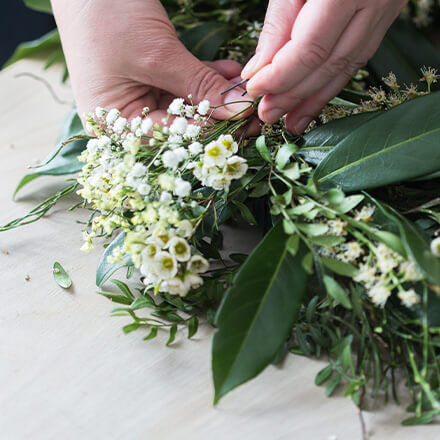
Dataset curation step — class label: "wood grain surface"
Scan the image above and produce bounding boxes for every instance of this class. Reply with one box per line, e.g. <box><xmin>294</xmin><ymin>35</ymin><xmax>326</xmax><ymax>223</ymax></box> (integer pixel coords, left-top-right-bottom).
<box><xmin>0</xmin><ymin>60</ymin><xmax>439</xmax><ymax>440</ymax></box>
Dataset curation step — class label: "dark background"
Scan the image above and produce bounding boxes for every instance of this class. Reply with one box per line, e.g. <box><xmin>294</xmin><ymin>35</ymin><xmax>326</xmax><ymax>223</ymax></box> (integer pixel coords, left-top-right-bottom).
<box><xmin>0</xmin><ymin>2</ymin><xmax>55</xmax><ymax>67</ymax></box>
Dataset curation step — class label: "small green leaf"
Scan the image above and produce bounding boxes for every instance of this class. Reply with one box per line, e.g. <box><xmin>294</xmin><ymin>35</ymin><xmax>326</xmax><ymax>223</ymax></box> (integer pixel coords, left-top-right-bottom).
<box><xmin>23</xmin><ymin>0</ymin><xmax>53</xmax><ymax>13</ymax></box>
<box><xmin>275</xmin><ymin>143</ymin><xmax>297</xmax><ymax>170</ymax></box>
<box><xmin>188</xmin><ymin>316</ymin><xmax>199</xmax><ymax>339</ymax></box>
<box><xmin>402</xmin><ymin>413</ymin><xmax>435</xmax><ymax>426</ymax></box>
<box><xmin>315</xmin><ymin>364</ymin><xmax>333</xmax><ymax>385</ymax></box>
<box><xmin>302</xmin><ymin>252</ymin><xmax>314</xmax><ymax>274</ymax></box>
<box><xmin>144</xmin><ymin>326</ymin><xmax>158</xmax><ymax>341</ymax></box>
<box><xmin>255</xmin><ymin>136</ymin><xmax>272</xmax><ymax>163</ymax></box>
<box><xmin>53</xmin><ymin>262</ymin><xmax>72</xmax><ymax>289</ymax></box>
<box><xmin>321</xmin><ymin>257</ymin><xmax>358</xmax><ymax>277</ymax></box>
<box><xmin>326</xmin><ymin>373</ymin><xmax>341</xmax><ymax>397</ymax></box>
<box><xmin>286</xmin><ymin>234</ymin><xmax>300</xmax><ymax>256</ymax></box>
<box><xmin>249</xmin><ymin>181</ymin><xmax>269</xmax><ymax>197</ymax></box>
<box><xmin>97</xmin><ymin>291</ymin><xmax>132</xmax><ymax>305</ymax></box>
<box><xmin>166</xmin><ymin>324</ymin><xmax>178</xmax><ymax>346</ymax></box>
<box><xmin>282</xmin><ymin>162</ymin><xmax>301</xmax><ymax>181</ymax></box>
<box><xmin>110</xmin><ymin>279</ymin><xmax>135</xmax><ymax>301</ymax></box>
<box><xmin>232</xmin><ymin>200</ymin><xmax>257</xmax><ymax>225</ymax></box>
<box><xmin>309</xmin><ymin>235</ymin><xmax>345</xmax><ymax>247</ymax></box>
<box><xmin>323</xmin><ymin>276</ymin><xmax>352</xmax><ymax>309</ymax></box>
<box><xmin>123</xmin><ymin>322</ymin><xmax>140</xmax><ymax>334</ymax></box>
<box><xmin>297</xmin><ymin>223</ymin><xmax>329</xmax><ymax>236</ymax></box>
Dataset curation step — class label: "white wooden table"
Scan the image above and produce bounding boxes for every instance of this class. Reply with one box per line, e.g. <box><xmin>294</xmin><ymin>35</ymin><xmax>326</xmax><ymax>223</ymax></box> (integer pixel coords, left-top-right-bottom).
<box><xmin>1</xmin><ymin>60</ymin><xmax>439</xmax><ymax>440</ymax></box>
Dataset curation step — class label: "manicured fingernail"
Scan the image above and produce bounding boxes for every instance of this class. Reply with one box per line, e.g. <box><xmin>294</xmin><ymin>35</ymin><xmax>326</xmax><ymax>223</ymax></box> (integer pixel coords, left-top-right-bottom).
<box><xmin>294</xmin><ymin>116</ymin><xmax>313</xmax><ymax>134</ymax></box>
<box><xmin>263</xmin><ymin>107</ymin><xmax>286</xmax><ymax>123</ymax></box>
<box><xmin>224</xmin><ymin>89</ymin><xmax>252</xmax><ymax>115</ymax></box>
<box><xmin>241</xmin><ymin>54</ymin><xmax>261</xmax><ymax>80</ymax></box>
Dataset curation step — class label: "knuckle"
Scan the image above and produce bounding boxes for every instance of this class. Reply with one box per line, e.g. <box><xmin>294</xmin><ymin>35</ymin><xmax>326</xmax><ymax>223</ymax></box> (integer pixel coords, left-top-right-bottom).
<box><xmin>193</xmin><ymin>68</ymin><xmax>223</xmax><ymax>101</ymax></box>
<box><xmin>297</xmin><ymin>42</ymin><xmax>329</xmax><ymax>70</ymax></box>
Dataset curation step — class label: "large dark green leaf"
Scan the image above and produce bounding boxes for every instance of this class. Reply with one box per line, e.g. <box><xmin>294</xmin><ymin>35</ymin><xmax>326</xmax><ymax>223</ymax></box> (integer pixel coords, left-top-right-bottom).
<box><xmin>212</xmin><ymin>223</ymin><xmax>308</xmax><ymax>404</ymax></box>
<box><xmin>14</xmin><ymin>108</ymin><xmax>87</xmax><ymax>197</ymax></box>
<box><xmin>23</xmin><ymin>0</ymin><xmax>53</xmax><ymax>13</ymax></box>
<box><xmin>3</xmin><ymin>29</ymin><xmax>60</xmax><ymax>68</ymax></box>
<box><xmin>369</xmin><ymin>19</ymin><xmax>440</xmax><ymax>89</ymax></box>
<box><xmin>96</xmin><ymin>232</ymin><xmax>133</xmax><ymax>287</ymax></box>
<box><xmin>314</xmin><ymin>92</ymin><xmax>440</xmax><ymax>192</ymax></box>
<box><xmin>180</xmin><ymin>22</ymin><xmax>228</xmax><ymax>61</ymax></box>
<box><xmin>297</xmin><ymin>111</ymin><xmax>382</xmax><ymax>166</ymax></box>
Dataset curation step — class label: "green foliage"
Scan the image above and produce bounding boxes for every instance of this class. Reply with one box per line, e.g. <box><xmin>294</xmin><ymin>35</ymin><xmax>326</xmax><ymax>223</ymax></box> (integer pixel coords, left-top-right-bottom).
<box><xmin>14</xmin><ymin>109</ymin><xmax>88</xmax><ymax>197</ymax></box>
<box><xmin>96</xmin><ymin>233</ymin><xmax>133</xmax><ymax>287</ymax></box>
<box><xmin>53</xmin><ymin>262</ymin><xmax>72</xmax><ymax>289</ymax></box>
<box><xmin>212</xmin><ymin>222</ymin><xmax>308</xmax><ymax>404</ymax></box>
<box><xmin>23</xmin><ymin>0</ymin><xmax>52</xmax><ymax>14</ymax></box>
<box><xmin>315</xmin><ymin>91</ymin><xmax>440</xmax><ymax>191</ymax></box>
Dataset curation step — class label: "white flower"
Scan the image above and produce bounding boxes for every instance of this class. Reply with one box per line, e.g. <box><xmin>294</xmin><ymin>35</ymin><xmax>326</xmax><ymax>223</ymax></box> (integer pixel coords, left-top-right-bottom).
<box><xmin>160</xmin><ymin>191</ymin><xmax>173</xmax><ymax>204</ymax></box>
<box><xmin>223</xmin><ymin>156</ymin><xmax>248</xmax><ymax>179</ymax></box>
<box><xmin>176</xmin><ymin>220</ymin><xmax>193</xmax><ymax>238</ymax></box>
<box><xmin>189</xmin><ymin>142</ymin><xmax>203</xmax><ymax>155</ymax></box>
<box><xmin>174</xmin><ymin>178</ymin><xmax>191</xmax><ymax>198</ymax></box>
<box><xmin>168</xmin><ymin>98</ymin><xmax>185</xmax><ymax>115</ymax></box>
<box><xmin>113</xmin><ymin>117</ymin><xmax>127</xmax><ymax>134</ymax></box>
<box><xmin>168</xmin><ymin>134</ymin><xmax>183</xmax><ymax>147</ymax></box>
<box><xmin>106</xmin><ymin>108</ymin><xmax>120</xmax><ymax>125</ymax></box>
<box><xmin>184</xmin><ymin>124</ymin><xmax>201</xmax><ymax>140</ymax></box>
<box><xmin>367</xmin><ymin>283</ymin><xmax>391</xmax><ymax>307</ymax></box>
<box><xmin>398</xmin><ymin>289</ymin><xmax>420</xmax><ymax>308</ymax></box>
<box><xmin>184</xmin><ymin>273</ymin><xmax>203</xmax><ymax>291</ymax></box>
<box><xmin>204</xmin><ymin>141</ymin><xmax>228</xmax><ymax>167</ymax></box>
<box><xmin>168</xmin><ymin>237</ymin><xmax>191</xmax><ymax>262</ymax></box>
<box><xmin>342</xmin><ymin>241</ymin><xmax>364</xmax><ymax>262</ymax></box>
<box><xmin>327</xmin><ymin>219</ymin><xmax>347</xmax><ymax>236</ymax></box>
<box><xmin>86</xmin><ymin>139</ymin><xmax>99</xmax><ymax>154</ymax></box>
<box><xmin>162</xmin><ymin>150</ymin><xmax>180</xmax><ymax>169</ymax></box>
<box><xmin>138</xmin><ymin>183</ymin><xmax>151</xmax><ymax>196</ymax></box>
<box><xmin>98</xmin><ymin>136</ymin><xmax>111</xmax><ymax>149</ymax></box>
<box><xmin>400</xmin><ymin>261</ymin><xmax>422</xmax><ymax>281</ymax></box>
<box><xmin>130</xmin><ymin>116</ymin><xmax>142</xmax><ymax>133</ymax></box>
<box><xmin>354</xmin><ymin>264</ymin><xmax>377</xmax><ymax>286</ymax></box>
<box><xmin>161</xmin><ymin>277</ymin><xmax>189</xmax><ymax>296</ymax></box>
<box><xmin>431</xmin><ymin>237</ymin><xmax>440</xmax><ymax>257</ymax></box>
<box><xmin>185</xmin><ymin>105</ymin><xmax>195</xmax><ymax>118</ymax></box>
<box><xmin>174</xmin><ymin>147</ymin><xmax>189</xmax><ymax>162</ymax></box>
<box><xmin>158</xmin><ymin>174</ymin><xmax>175</xmax><ymax>191</ymax></box>
<box><xmin>218</xmin><ymin>134</ymin><xmax>238</xmax><ymax>154</ymax></box>
<box><xmin>149</xmin><ymin>138</ymin><xmax>156</xmax><ymax>147</ymax></box>
<box><xmin>154</xmin><ymin>251</ymin><xmax>178</xmax><ymax>279</ymax></box>
<box><xmin>129</xmin><ymin>162</ymin><xmax>147</xmax><ymax>178</ymax></box>
<box><xmin>142</xmin><ymin>243</ymin><xmax>159</xmax><ymax>262</ymax></box>
<box><xmin>95</xmin><ymin>107</ymin><xmax>106</xmax><ymax>119</ymax></box>
<box><xmin>170</xmin><ymin>117</ymin><xmax>188</xmax><ymax>135</ymax></box>
<box><xmin>197</xmin><ymin>99</ymin><xmax>210</xmax><ymax>116</ymax></box>
<box><xmin>188</xmin><ymin>255</ymin><xmax>209</xmax><ymax>273</ymax></box>
<box><xmin>141</xmin><ymin>117</ymin><xmax>153</xmax><ymax>135</ymax></box>
<box><xmin>205</xmin><ymin>172</ymin><xmax>231</xmax><ymax>191</ymax></box>
<box><xmin>353</xmin><ymin>205</ymin><xmax>375</xmax><ymax>222</ymax></box>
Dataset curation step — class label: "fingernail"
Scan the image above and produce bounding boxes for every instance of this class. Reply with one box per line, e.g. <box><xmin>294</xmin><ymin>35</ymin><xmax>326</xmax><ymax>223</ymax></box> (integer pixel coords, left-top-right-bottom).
<box><xmin>294</xmin><ymin>116</ymin><xmax>313</xmax><ymax>134</ymax></box>
<box><xmin>263</xmin><ymin>107</ymin><xmax>286</xmax><ymax>124</ymax></box>
<box><xmin>241</xmin><ymin>54</ymin><xmax>261</xmax><ymax>80</ymax></box>
<box><xmin>224</xmin><ymin>89</ymin><xmax>252</xmax><ymax>115</ymax></box>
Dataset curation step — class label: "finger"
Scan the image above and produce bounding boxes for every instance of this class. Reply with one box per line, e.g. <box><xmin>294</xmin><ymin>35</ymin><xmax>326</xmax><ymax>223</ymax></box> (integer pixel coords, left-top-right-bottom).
<box><xmin>241</xmin><ymin>0</ymin><xmax>304</xmax><ymax>80</ymax></box>
<box><xmin>285</xmin><ymin>73</ymin><xmax>353</xmax><ymax>134</ymax></box>
<box><xmin>142</xmin><ymin>40</ymin><xmax>253</xmax><ymax>120</ymax></box>
<box><xmin>247</xmin><ymin>0</ymin><xmax>357</xmax><ymax>97</ymax></box>
<box><xmin>204</xmin><ymin>60</ymin><xmax>243</xmax><ymax>80</ymax></box>
<box><xmin>258</xmin><ymin>7</ymin><xmax>376</xmax><ymax>123</ymax></box>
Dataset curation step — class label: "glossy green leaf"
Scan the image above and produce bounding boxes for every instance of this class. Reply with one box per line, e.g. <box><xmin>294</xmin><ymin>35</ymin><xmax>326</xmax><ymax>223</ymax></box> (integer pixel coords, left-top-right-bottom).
<box><xmin>188</xmin><ymin>316</ymin><xmax>199</xmax><ymax>339</ymax></box>
<box><xmin>297</xmin><ymin>112</ymin><xmax>382</xmax><ymax>166</ymax></box>
<box><xmin>3</xmin><ymin>29</ymin><xmax>59</xmax><ymax>68</ymax></box>
<box><xmin>325</xmin><ymin>373</ymin><xmax>341</xmax><ymax>397</ymax></box>
<box><xmin>212</xmin><ymin>222</ymin><xmax>308</xmax><ymax>404</ymax></box>
<box><xmin>255</xmin><ymin>136</ymin><xmax>272</xmax><ymax>163</ymax></box>
<box><xmin>315</xmin><ymin>92</ymin><xmax>440</xmax><ymax>192</ymax></box>
<box><xmin>275</xmin><ymin>143</ymin><xmax>297</xmax><ymax>170</ymax></box>
<box><xmin>321</xmin><ymin>257</ymin><xmax>358</xmax><ymax>278</ymax></box>
<box><xmin>23</xmin><ymin>0</ymin><xmax>53</xmax><ymax>13</ymax></box>
<box><xmin>315</xmin><ymin>364</ymin><xmax>333</xmax><ymax>385</ymax></box>
<box><xmin>323</xmin><ymin>276</ymin><xmax>351</xmax><ymax>309</ymax></box>
<box><xmin>232</xmin><ymin>200</ymin><xmax>257</xmax><ymax>225</ymax></box>
<box><xmin>167</xmin><ymin>324</ymin><xmax>178</xmax><ymax>346</ymax></box>
<box><xmin>53</xmin><ymin>262</ymin><xmax>72</xmax><ymax>289</ymax></box>
<box><xmin>180</xmin><ymin>22</ymin><xmax>228</xmax><ymax>61</ymax></box>
<box><xmin>14</xmin><ymin>108</ymin><xmax>87</xmax><ymax>197</ymax></box>
<box><xmin>96</xmin><ymin>233</ymin><xmax>133</xmax><ymax>287</ymax></box>
<box><xmin>144</xmin><ymin>326</ymin><xmax>158</xmax><ymax>341</ymax></box>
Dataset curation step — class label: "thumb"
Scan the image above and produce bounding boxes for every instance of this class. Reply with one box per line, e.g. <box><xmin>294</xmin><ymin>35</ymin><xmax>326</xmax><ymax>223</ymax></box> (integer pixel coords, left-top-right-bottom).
<box><xmin>241</xmin><ymin>0</ymin><xmax>304</xmax><ymax>80</ymax></box>
<box><xmin>151</xmin><ymin>41</ymin><xmax>253</xmax><ymax>120</ymax></box>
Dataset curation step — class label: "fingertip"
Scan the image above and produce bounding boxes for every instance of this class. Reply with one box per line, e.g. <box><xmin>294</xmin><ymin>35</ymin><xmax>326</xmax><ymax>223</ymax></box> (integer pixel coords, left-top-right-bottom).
<box><xmin>285</xmin><ymin>112</ymin><xmax>313</xmax><ymax>135</ymax></box>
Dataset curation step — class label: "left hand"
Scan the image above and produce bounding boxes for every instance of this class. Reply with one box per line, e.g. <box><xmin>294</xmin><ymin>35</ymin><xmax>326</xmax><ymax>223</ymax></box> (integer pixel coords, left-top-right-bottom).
<box><xmin>241</xmin><ymin>0</ymin><xmax>408</xmax><ymax>134</ymax></box>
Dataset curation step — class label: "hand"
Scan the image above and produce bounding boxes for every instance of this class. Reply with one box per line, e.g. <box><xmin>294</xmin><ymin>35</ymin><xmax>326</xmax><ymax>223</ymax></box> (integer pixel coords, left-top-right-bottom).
<box><xmin>51</xmin><ymin>0</ymin><xmax>251</xmax><ymax>123</ymax></box>
<box><xmin>241</xmin><ymin>0</ymin><xmax>407</xmax><ymax>133</ymax></box>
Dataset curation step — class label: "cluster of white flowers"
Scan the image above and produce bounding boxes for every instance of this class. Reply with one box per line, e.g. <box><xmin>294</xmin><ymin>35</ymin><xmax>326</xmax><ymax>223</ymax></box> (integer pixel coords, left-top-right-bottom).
<box><xmin>77</xmin><ymin>98</ymin><xmax>249</xmax><ymax>296</ymax></box>
<box><xmin>315</xmin><ymin>204</ymin><xmax>423</xmax><ymax>308</ymax></box>
<box><xmin>405</xmin><ymin>0</ymin><xmax>440</xmax><ymax>27</ymax></box>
